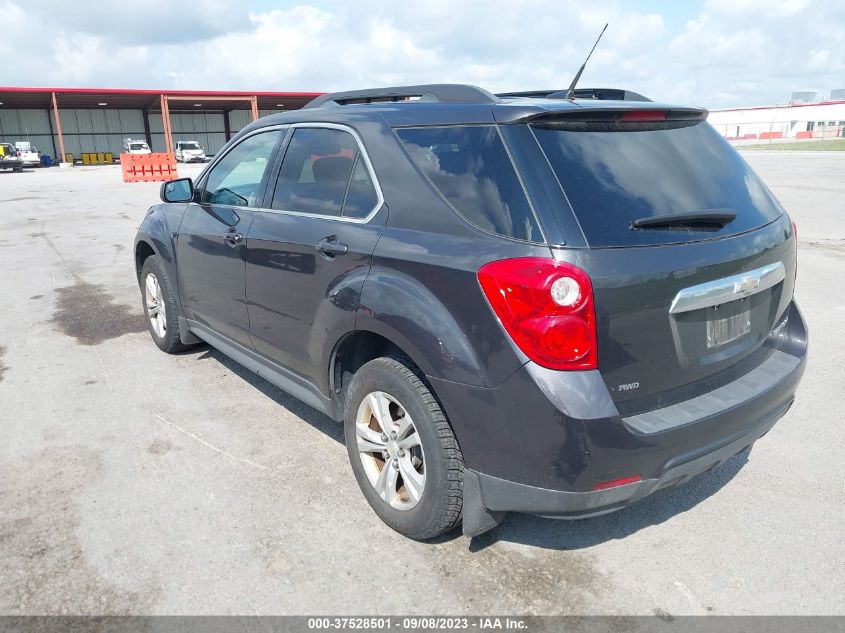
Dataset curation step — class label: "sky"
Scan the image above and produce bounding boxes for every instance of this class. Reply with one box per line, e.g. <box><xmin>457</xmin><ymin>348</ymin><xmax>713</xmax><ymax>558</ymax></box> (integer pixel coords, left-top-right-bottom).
<box><xmin>1</xmin><ymin>0</ymin><xmax>843</xmax><ymax>109</ymax></box>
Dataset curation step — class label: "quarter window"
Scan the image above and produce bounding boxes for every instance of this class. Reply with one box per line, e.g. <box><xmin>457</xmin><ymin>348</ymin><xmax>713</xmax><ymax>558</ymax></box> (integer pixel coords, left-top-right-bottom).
<box><xmin>271</xmin><ymin>127</ymin><xmax>379</xmax><ymax>218</ymax></box>
<box><xmin>395</xmin><ymin>125</ymin><xmax>542</xmax><ymax>242</ymax></box>
<box><xmin>201</xmin><ymin>130</ymin><xmax>281</xmax><ymax>207</ymax></box>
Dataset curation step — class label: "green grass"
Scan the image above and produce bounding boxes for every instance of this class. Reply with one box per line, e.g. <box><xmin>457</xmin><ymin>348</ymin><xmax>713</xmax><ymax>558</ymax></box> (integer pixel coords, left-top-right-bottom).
<box><xmin>738</xmin><ymin>138</ymin><xmax>845</xmax><ymax>151</ymax></box>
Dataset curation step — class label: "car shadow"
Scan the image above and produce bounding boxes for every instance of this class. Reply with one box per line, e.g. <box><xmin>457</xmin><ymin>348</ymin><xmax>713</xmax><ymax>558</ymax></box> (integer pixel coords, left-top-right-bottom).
<box><xmin>188</xmin><ymin>343</ymin><xmax>751</xmax><ymax>551</ymax></box>
<box><xmin>192</xmin><ymin>345</ymin><xmax>344</xmax><ymax>445</ymax></box>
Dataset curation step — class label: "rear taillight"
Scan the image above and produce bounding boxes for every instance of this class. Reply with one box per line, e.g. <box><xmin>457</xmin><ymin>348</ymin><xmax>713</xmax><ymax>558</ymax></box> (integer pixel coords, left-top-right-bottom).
<box><xmin>477</xmin><ymin>258</ymin><xmax>597</xmax><ymax>370</ymax></box>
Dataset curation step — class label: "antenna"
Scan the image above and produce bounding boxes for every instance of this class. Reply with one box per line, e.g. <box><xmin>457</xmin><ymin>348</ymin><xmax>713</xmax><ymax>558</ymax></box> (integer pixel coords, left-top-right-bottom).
<box><xmin>565</xmin><ymin>23</ymin><xmax>608</xmax><ymax>99</ymax></box>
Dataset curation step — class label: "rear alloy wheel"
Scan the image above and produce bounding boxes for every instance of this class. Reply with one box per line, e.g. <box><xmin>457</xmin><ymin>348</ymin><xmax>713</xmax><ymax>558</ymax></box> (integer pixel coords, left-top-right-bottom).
<box><xmin>344</xmin><ymin>356</ymin><xmax>464</xmax><ymax>540</ymax></box>
<box><xmin>140</xmin><ymin>255</ymin><xmax>189</xmax><ymax>354</ymax></box>
<box><xmin>355</xmin><ymin>391</ymin><xmax>426</xmax><ymax>510</ymax></box>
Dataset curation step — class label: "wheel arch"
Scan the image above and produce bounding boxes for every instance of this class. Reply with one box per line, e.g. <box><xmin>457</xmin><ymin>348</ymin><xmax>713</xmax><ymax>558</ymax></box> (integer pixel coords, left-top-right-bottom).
<box><xmin>331</xmin><ymin>330</ymin><xmax>413</xmax><ymax>403</ymax></box>
<box><xmin>330</xmin><ymin>330</ymin><xmax>451</xmax><ymax>419</ymax></box>
<box><xmin>134</xmin><ymin>239</ymin><xmax>156</xmax><ymax>279</ymax></box>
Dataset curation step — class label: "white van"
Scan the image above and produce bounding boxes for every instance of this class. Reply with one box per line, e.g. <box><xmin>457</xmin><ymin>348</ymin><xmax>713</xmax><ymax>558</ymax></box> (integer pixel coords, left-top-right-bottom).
<box><xmin>122</xmin><ymin>138</ymin><xmax>152</xmax><ymax>155</ymax></box>
<box><xmin>175</xmin><ymin>140</ymin><xmax>207</xmax><ymax>163</ymax></box>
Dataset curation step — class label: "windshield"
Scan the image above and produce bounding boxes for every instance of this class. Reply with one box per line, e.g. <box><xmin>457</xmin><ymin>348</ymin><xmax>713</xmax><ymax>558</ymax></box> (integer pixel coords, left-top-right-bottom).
<box><xmin>181</xmin><ymin>143</ymin><xmax>201</xmax><ymax>150</ymax></box>
<box><xmin>531</xmin><ymin>121</ymin><xmax>783</xmax><ymax>247</ymax></box>
<box><xmin>130</xmin><ymin>143</ymin><xmax>147</xmax><ymax>150</ymax></box>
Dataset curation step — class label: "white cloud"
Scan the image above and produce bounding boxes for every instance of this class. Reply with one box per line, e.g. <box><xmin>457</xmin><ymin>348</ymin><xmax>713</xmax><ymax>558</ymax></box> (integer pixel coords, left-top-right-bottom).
<box><xmin>668</xmin><ymin>0</ymin><xmax>845</xmax><ymax>106</ymax></box>
<box><xmin>0</xmin><ymin>0</ymin><xmax>842</xmax><ymax>108</ymax></box>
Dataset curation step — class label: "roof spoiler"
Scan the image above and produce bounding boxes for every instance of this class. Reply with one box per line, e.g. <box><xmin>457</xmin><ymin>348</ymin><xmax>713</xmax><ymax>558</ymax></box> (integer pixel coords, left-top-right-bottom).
<box><xmin>497</xmin><ymin>88</ymin><xmax>653</xmax><ymax>102</ymax></box>
<box><xmin>304</xmin><ymin>84</ymin><xmax>499</xmax><ymax>109</ymax></box>
<box><xmin>495</xmin><ymin>105</ymin><xmax>708</xmax><ymax>126</ymax></box>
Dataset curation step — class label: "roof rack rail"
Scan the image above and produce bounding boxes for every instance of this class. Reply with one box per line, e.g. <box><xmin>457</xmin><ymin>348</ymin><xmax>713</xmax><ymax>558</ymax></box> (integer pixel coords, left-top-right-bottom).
<box><xmin>303</xmin><ymin>84</ymin><xmax>500</xmax><ymax>109</ymax></box>
<box><xmin>497</xmin><ymin>87</ymin><xmax>652</xmax><ymax>102</ymax></box>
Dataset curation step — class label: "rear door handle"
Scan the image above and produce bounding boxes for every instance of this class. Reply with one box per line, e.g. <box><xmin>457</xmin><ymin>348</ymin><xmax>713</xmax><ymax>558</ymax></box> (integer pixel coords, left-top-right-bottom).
<box><xmin>316</xmin><ymin>236</ymin><xmax>348</xmax><ymax>256</ymax></box>
<box><xmin>223</xmin><ymin>228</ymin><xmax>243</xmax><ymax>247</ymax></box>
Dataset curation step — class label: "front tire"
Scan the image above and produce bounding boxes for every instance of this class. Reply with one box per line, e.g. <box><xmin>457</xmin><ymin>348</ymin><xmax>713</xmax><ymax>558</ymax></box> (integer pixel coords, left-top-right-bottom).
<box><xmin>140</xmin><ymin>255</ymin><xmax>189</xmax><ymax>354</ymax></box>
<box><xmin>344</xmin><ymin>356</ymin><xmax>464</xmax><ymax>540</ymax></box>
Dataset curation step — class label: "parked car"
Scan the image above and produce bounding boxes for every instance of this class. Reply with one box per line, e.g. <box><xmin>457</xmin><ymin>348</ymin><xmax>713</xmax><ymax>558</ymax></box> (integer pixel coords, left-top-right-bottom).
<box><xmin>14</xmin><ymin>142</ymin><xmax>41</xmax><ymax>167</ymax></box>
<box><xmin>134</xmin><ymin>84</ymin><xmax>807</xmax><ymax>540</ymax></box>
<box><xmin>175</xmin><ymin>140</ymin><xmax>207</xmax><ymax>163</ymax></box>
<box><xmin>122</xmin><ymin>138</ymin><xmax>151</xmax><ymax>155</ymax></box>
<box><xmin>0</xmin><ymin>142</ymin><xmax>24</xmax><ymax>172</ymax></box>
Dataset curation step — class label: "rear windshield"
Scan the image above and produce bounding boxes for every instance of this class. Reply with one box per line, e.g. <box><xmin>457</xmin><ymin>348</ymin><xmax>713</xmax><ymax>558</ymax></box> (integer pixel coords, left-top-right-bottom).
<box><xmin>532</xmin><ymin>121</ymin><xmax>783</xmax><ymax>247</ymax></box>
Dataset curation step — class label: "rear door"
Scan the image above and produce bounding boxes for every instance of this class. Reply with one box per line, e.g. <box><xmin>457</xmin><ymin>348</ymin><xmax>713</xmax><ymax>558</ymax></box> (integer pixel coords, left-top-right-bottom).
<box><xmin>516</xmin><ymin>114</ymin><xmax>796</xmax><ymax>412</ymax></box>
<box><xmin>176</xmin><ymin>127</ymin><xmax>284</xmax><ymax>346</ymax></box>
<box><xmin>246</xmin><ymin>124</ymin><xmax>386</xmax><ymax>384</ymax></box>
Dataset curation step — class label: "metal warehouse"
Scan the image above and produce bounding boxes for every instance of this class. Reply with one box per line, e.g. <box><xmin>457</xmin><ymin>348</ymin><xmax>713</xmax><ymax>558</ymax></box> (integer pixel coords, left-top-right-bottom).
<box><xmin>708</xmin><ymin>97</ymin><xmax>845</xmax><ymax>141</ymax></box>
<box><xmin>0</xmin><ymin>87</ymin><xmax>321</xmax><ymax>163</ymax></box>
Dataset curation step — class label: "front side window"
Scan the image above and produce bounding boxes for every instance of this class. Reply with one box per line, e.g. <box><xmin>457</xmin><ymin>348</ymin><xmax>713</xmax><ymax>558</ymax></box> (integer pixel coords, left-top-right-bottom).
<box><xmin>201</xmin><ymin>130</ymin><xmax>281</xmax><ymax>207</ymax></box>
<box><xmin>271</xmin><ymin>127</ymin><xmax>379</xmax><ymax>218</ymax></box>
<box><xmin>395</xmin><ymin>125</ymin><xmax>542</xmax><ymax>242</ymax></box>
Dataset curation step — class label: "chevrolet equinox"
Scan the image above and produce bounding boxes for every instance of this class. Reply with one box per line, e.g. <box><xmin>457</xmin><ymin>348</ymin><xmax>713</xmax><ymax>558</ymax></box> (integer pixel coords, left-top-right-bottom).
<box><xmin>134</xmin><ymin>84</ymin><xmax>807</xmax><ymax>540</ymax></box>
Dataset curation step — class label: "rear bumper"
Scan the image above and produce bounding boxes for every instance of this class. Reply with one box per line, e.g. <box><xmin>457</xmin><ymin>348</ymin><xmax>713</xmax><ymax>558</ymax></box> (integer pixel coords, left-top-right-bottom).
<box><xmin>431</xmin><ymin>301</ymin><xmax>807</xmax><ymax>528</ymax></box>
<box><xmin>473</xmin><ymin>397</ymin><xmax>790</xmax><ymax>519</ymax></box>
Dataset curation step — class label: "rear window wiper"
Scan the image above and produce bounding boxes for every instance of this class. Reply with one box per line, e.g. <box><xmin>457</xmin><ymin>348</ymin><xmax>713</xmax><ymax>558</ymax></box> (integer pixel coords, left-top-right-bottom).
<box><xmin>631</xmin><ymin>210</ymin><xmax>736</xmax><ymax>230</ymax></box>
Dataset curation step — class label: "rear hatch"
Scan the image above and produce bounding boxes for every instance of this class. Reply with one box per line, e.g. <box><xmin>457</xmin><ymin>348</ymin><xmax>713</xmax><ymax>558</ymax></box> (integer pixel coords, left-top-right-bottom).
<box><xmin>523</xmin><ymin>107</ymin><xmax>797</xmax><ymax>413</ymax></box>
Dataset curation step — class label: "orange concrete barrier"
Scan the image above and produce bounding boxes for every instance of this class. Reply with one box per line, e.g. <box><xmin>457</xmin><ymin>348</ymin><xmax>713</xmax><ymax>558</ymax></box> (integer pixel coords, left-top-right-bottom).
<box><xmin>758</xmin><ymin>131</ymin><xmax>783</xmax><ymax>140</ymax></box>
<box><xmin>796</xmin><ymin>131</ymin><xmax>813</xmax><ymax>139</ymax></box>
<box><xmin>120</xmin><ymin>153</ymin><xmax>178</xmax><ymax>183</ymax></box>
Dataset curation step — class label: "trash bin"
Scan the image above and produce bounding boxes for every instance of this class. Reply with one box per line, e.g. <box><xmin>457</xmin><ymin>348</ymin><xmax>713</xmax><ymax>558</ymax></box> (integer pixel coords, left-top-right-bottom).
<box><xmin>41</xmin><ymin>155</ymin><xmax>53</xmax><ymax>167</ymax></box>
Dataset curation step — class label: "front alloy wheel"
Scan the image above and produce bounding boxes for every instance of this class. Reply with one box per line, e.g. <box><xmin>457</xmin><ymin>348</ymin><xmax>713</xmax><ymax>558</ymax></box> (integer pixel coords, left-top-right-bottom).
<box><xmin>140</xmin><ymin>255</ymin><xmax>189</xmax><ymax>354</ymax></box>
<box><xmin>144</xmin><ymin>272</ymin><xmax>167</xmax><ymax>339</ymax></box>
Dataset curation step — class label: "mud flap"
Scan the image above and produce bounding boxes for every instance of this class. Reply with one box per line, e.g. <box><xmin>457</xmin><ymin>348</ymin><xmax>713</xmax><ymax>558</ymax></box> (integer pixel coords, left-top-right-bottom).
<box><xmin>462</xmin><ymin>470</ymin><xmax>505</xmax><ymax>538</ymax></box>
<box><xmin>178</xmin><ymin>316</ymin><xmax>202</xmax><ymax>345</ymax></box>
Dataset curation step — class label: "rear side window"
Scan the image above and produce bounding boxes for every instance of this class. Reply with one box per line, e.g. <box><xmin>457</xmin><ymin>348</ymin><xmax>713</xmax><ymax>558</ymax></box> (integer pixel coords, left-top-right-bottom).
<box><xmin>396</xmin><ymin>126</ymin><xmax>542</xmax><ymax>243</ymax></box>
<box><xmin>532</xmin><ymin>121</ymin><xmax>784</xmax><ymax>247</ymax></box>
<box><xmin>271</xmin><ymin>127</ymin><xmax>379</xmax><ymax>218</ymax></box>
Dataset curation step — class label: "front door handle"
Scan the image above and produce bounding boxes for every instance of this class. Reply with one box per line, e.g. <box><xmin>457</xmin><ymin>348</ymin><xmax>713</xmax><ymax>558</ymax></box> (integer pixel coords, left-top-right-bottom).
<box><xmin>223</xmin><ymin>228</ymin><xmax>243</xmax><ymax>247</ymax></box>
<box><xmin>316</xmin><ymin>236</ymin><xmax>348</xmax><ymax>256</ymax></box>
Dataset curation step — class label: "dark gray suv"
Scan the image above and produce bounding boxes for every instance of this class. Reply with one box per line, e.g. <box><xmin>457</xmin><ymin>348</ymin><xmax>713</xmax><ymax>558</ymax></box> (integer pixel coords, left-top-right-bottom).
<box><xmin>134</xmin><ymin>84</ymin><xmax>807</xmax><ymax>540</ymax></box>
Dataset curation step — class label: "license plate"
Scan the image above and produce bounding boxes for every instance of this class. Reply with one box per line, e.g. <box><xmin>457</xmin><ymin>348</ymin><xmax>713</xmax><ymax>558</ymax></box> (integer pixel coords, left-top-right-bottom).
<box><xmin>706</xmin><ymin>303</ymin><xmax>751</xmax><ymax>348</ymax></box>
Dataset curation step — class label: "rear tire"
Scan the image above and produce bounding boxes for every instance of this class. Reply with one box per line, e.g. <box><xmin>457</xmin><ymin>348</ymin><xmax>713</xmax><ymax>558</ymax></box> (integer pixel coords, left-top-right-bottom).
<box><xmin>344</xmin><ymin>356</ymin><xmax>464</xmax><ymax>540</ymax></box>
<box><xmin>140</xmin><ymin>255</ymin><xmax>189</xmax><ymax>354</ymax></box>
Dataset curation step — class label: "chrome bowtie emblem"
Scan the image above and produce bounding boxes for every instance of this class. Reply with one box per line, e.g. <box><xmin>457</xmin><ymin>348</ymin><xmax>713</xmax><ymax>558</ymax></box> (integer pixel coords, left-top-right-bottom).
<box><xmin>734</xmin><ymin>276</ymin><xmax>760</xmax><ymax>295</ymax></box>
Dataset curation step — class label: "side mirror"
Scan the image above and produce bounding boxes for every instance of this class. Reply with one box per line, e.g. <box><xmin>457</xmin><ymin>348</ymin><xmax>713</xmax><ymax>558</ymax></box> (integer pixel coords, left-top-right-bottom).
<box><xmin>160</xmin><ymin>178</ymin><xmax>194</xmax><ymax>203</ymax></box>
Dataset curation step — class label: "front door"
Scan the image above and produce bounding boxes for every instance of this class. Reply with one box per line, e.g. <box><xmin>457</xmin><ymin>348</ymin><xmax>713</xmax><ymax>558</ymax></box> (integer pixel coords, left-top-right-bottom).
<box><xmin>176</xmin><ymin>128</ymin><xmax>284</xmax><ymax>347</ymax></box>
<box><xmin>246</xmin><ymin>125</ymin><xmax>386</xmax><ymax>383</ymax></box>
